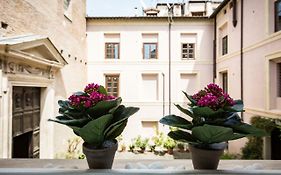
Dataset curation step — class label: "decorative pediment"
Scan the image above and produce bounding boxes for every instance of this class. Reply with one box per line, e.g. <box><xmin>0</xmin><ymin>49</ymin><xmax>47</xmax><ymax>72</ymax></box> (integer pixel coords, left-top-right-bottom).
<box><xmin>0</xmin><ymin>35</ymin><xmax>68</xmax><ymax>79</ymax></box>
<box><xmin>0</xmin><ymin>35</ymin><xmax>67</xmax><ymax>68</ymax></box>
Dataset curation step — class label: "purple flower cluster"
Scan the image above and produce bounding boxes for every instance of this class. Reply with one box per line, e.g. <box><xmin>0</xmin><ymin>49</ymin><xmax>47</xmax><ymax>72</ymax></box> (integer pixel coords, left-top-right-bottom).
<box><xmin>84</xmin><ymin>83</ymin><xmax>100</xmax><ymax>94</ymax></box>
<box><xmin>192</xmin><ymin>83</ymin><xmax>235</xmax><ymax>110</ymax></box>
<box><xmin>69</xmin><ymin>83</ymin><xmax>116</xmax><ymax>108</ymax></box>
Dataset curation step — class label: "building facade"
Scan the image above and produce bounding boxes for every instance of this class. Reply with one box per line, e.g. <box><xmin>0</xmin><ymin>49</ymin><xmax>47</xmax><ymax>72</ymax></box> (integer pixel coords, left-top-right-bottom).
<box><xmin>86</xmin><ymin>16</ymin><xmax>214</xmax><ymax>144</ymax></box>
<box><xmin>212</xmin><ymin>0</ymin><xmax>281</xmax><ymax>156</ymax></box>
<box><xmin>0</xmin><ymin>0</ymin><xmax>87</xmax><ymax>158</ymax></box>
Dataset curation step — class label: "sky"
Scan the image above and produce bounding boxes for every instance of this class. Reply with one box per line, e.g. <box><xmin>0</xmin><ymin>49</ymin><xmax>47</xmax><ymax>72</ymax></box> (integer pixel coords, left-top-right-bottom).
<box><xmin>86</xmin><ymin>0</ymin><xmax>184</xmax><ymax>17</ymax></box>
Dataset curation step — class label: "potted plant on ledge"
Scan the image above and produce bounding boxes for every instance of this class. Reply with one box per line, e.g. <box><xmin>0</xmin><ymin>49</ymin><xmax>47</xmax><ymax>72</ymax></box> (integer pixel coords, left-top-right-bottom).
<box><xmin>49</xmin><ymin>83</ymin><xmax>139</xmax><ymax>169</ymax></box>
<box><xmin>160</xmin><ymin>83</ymin><xmax>267</xmax><ymax>170</ymax></box>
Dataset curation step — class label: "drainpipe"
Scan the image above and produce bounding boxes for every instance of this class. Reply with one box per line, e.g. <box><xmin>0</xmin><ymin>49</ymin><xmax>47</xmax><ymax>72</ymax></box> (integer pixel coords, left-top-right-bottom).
<box><xmin>162</xmin><ymin>72</ymin><xmax>165</xmax><ymax>116</ymax></box>
<box><xmin>168</xmin><ymin>21</ymin><xmax>171</xmax><ymax>115</ymax></box>
<box><xmin>213</xmin><ymin>17</ymin><xmax>217</xmax><ymax>83</ymax></box>
<box><xmin>240</xmin><ymin>0</ymin><xmax>244</xmax><ymax>120</ymax></box>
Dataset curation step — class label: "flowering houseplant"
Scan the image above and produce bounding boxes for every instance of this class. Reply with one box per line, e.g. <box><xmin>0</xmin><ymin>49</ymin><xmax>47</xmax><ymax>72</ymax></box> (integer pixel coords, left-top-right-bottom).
<box><xmin>160</xmin><ymin>83</ymin><xmax>267</xmax><ymax>147</ymax></box>
<box><xmin>49</xmin><ymin>83</ymin><xmax>139</xmax><ymax>149</ymax></box>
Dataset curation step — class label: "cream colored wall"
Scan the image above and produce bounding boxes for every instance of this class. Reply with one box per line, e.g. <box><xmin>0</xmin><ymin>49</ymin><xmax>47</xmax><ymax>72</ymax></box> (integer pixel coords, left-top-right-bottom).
<box><xmin>87</xmin><ymin>19</ymin><xmax>214</xmax><ymax>144</ymax></box>
<box><xmin>0</xmin><ymin>0</ymin><xmax>87</xmax><ymax>158</ymax></box>
<box><xmin>215</xmin><ymin>0</ymin><xmax>281</xmax><ymax>154</ymax></box>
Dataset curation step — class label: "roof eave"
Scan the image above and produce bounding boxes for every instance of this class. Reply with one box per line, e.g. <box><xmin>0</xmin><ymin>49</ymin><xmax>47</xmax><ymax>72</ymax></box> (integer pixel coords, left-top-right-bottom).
<box><xmin>209</xmin><ymin>0</ymin><xmax>231</xmax><ymax>18</ymax></box>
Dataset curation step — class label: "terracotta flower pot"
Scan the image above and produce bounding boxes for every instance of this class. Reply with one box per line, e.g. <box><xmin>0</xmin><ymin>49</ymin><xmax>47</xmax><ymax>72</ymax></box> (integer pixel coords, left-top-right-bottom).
<box><xmin>82</xmin><ymin>140</ymin><xmax>118</xmax><ymax>169</ymax></box>
<box><xmin>189</xmin><ymin>142</ymin><xmax>227</xmax><ymax>170</ymax></box>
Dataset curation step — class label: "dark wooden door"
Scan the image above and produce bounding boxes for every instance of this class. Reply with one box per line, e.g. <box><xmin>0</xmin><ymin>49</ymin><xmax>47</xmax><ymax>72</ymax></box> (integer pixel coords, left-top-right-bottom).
<box><xmin>271</xmin><ymin>128</ymin><xmax>281</xmax><ymax>160</ymax></box>
<box><xmin>12</xmin><ymin>87</ymin><xmax>40</xmax><ymax>158</ymax></box>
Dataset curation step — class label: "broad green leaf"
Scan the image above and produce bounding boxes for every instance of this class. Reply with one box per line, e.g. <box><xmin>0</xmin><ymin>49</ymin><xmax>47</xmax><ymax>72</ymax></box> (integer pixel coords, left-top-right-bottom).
<box><xmin>168</xmin><ymin>130</ymin><xmax>198</xmax><ymax>144</ymax></box>
<box><xmin>192</xmin><ymin>106</ymin><xmax>225</xmax><ymax>118</ymax></box>
<box><xmin>231</xmin><ymin>123</ymin><xmax>269</xmax><ymax>137</ymax></box>
<box><xmin>73</xmin><ymin>91</ymin><xmax>87</xmax><ymax>96</ymax></box>
<box><xmin>58</xmin><ymin>100</ymin><xmax>70</xmax><ymax>108</ymax></box>
<box><xmin>68</xmin><ymin>126</ymin><xmax>81</xmax><ymax>136</ymax></box>
<box><xmin>104</xmin><ymin>106</ymin><xmax>139</xmax><ymax>134</ymax></box>
<box><xmin>64</xmin><ymin>109</ymin><xmax>85</xmax><ymax>119</ymax></box>
<box><xmin>224</xmin><ymin>100</ymin><xmax>244</xmax><ymax>112</ymax></box>
<box><xmin>182</xmin><ymin>91</ymin><xmax>197</xmax><ymax>105</ymax></box>
<box><xmin>174</xmin><ymin>104</ymin><xmax>193</xmax><ymax>118</ymax></box>
<box><xmin>105</xmin><ymin>120</ymin><xmax>128</xmax><ymax>140</ymax></box>
<box><xmin>160</xmin><ymin>115</ymin><xmax>192</xmax><ymax>130</ymax></box>
<box><xmin>79</xmin><ymin>114</ymin><xmax>113</xmax><ymax>145</ymax></box>
<box><xmin>48</xmin><ymin>116</ymin><xmax>90</xmax><ymax>127</ymax></box>
<box><xmin>98</xmin><ymin>86</ymin><xmax>107</xmax><ymax>95</ymax></box>
<box><xmin>86</xmin><ymin>97</ymin><xmax>122</xmax><ymax>119</ymax></box>
<box><xmin>192</xmin><ymin>124</ymin><xmax>243</xmax><ymax>144</ymax></box>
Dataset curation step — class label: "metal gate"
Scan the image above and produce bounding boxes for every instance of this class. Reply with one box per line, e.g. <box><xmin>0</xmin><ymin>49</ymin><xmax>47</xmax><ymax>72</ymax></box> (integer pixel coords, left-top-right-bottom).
<box><xmin>12</xmin><ymin>87</ymin><xmax>40</xmax><ymax>158</ymax></box>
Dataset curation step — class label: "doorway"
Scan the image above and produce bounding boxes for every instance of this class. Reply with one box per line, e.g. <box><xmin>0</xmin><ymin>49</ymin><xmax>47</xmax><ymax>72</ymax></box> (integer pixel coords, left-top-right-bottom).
<box><xmin>12</xmin><ymin>87</ymin><xmax>40</xmax><ymax>158</ymax></box>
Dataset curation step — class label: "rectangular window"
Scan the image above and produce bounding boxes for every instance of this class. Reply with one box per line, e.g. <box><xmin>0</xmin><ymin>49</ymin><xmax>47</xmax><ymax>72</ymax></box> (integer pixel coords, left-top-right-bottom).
<box><xmin>182</xmin><ymin>43</ymin><xmax>195</xmax><ymax>60</ymax></box>
<box><xmin>143</xmin><ymin>43</ymin><xmax>157</xmax><ymax>59</ymax></box>
<box><xmin>105</xmin><ymin>75</ymin><xmax>119</xmax><ymax>97</ymax></box>
<box><xmin>277</xmin><ymin>63</ymin><xmax>281</xmax><ymax>97</ymax></box>
<box><xmin>275</xmin><ymin>0</ymin><xmax>281</xmax><ymax>32</ymax></box>
<box><xmin>222</xmin><ymin>35</ymin><xmax>228</xmax><ymax>55</ymax></box>
<box><xmin>105</xmin><ymin>43</ymin><xmax>119</xmax><ymax>59</ymax></box>
<box><xmin>222</xmin><ymin>72</ymin><xmax>228</xmax><ymax>94</ymax></box>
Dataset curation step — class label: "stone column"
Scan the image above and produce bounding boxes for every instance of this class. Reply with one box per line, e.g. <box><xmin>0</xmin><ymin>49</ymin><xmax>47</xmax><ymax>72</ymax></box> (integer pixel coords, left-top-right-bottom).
<box><xmin>263</xmin><ymin>136</ymin><xmax>271</xmax><ymax>159</ymax></box>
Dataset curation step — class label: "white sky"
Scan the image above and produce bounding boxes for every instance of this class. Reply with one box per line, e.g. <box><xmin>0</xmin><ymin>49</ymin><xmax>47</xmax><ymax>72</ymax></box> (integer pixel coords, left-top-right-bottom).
<box><xmin>87</xmin><ymin>0</ymin><xmax>184</xmax><ymax>16</ymax></box>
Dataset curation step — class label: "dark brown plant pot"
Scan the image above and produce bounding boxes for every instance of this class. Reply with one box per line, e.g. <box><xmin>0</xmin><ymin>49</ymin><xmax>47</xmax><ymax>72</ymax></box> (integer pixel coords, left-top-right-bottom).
<box><xmin>82</xmin><ymin>140</ymin><xmax>118</xmax><ymax>169</ymax></box>
<box><xmin>189</xmin><ymin>143</ymin><xmax>226</xmax><ymax>170</ymax></box>
<box><xmin>167</xmin><ymin>148</ymin><xmax>174</xmax><ymax>155</ymax></box>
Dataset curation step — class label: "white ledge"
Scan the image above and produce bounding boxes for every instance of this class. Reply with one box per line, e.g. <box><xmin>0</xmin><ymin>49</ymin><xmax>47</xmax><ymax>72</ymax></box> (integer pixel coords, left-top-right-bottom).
<box><xmin>0</xmin><ymin>159</ymin><xmax>281</xmax><ymax>174</ymax></box>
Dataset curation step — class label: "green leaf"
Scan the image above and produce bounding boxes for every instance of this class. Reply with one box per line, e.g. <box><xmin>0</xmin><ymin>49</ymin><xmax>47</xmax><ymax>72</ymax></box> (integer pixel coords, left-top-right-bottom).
<box><xmin>86</xmin><ymin>97</ymin><xmax>122</xmax><ymax>119</ymax></box>
<box><xmin>168</xmin><ymin>130</ymin><xmax>198</xmax><ymax>144</ymax></box>
<box><xmin>182</xmin><ymin>91</ymin><xmax>196</xmax><ymax>105</ymax></box>
<box><xmin>104</xmin><ymin>106</ymin><xmax>139</xmax><ymax>134</ymax></box>
<box><xmin>192</xmin><ymin>106</ymin><xmax>225</xmax><ymax>118</ymax></box>
<box><xmin>224</xmin><ymin>100</ymin><xmax>244</xmax><ymax>112</ymax></box>
<box><xmin>105</xmin><ymin>120</ymin><xmax>128</xmax><ymax>140</ymax></box>
<box><xmin>159</xmin><ymin>115</ymin><xmax>193</xmax><ymax>130</ymax></box>
<box><xmin>73</xmin><ymin>91</ymin><xmax>86</xmax><ymax>96</ymax></box>
<box><xmin>98</xmin><ymin>85</ymin><xmax>107</xmax><ymax>95</ymax></box>
<box><xmin>79</xmin><ymin>114</ymin><xmax>113</xmax><ymax>145</ymax></box>
<box><xmin>191</xmin><ymin>124</ymin><xmax>244</xmax><ymax>144</ymax></box>
<box><xmin>48</xmin><ymin>116</ymin><xmax>90</xmax><ymax>127</ymax></box>
<box><xmin>64</xmin><ymin>109</ymin><xmax>85</xmax><ymax>119</ymax></box>
<box><xmin>174</xmin><ymin>104</ymin><xmax>193</xmax><ymax>118</ymax></box>
<box><xmin>231</xmin><ymin>123</ymin><xmax>269</xmax><ymax>137</ymax></box>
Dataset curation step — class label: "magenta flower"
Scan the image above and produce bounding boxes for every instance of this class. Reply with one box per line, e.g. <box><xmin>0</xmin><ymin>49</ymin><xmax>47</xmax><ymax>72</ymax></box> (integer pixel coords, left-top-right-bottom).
<box><xmin>84</xmin><ymin>83</ymin><xmax>100</xmax><ymax>94</ymax></box>
<box><xmin>191</xmin><ymin>83</ymin><xmax>235</xmax><ymax>110</ymax></box>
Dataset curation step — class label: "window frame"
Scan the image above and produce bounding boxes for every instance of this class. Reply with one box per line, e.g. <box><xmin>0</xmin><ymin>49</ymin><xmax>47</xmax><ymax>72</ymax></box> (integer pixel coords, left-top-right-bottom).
<box><xmin>105</xmin><ymin>43</ymin><xmax>120</xmax><ymax>59</ymax></box>
<box><xmin>105</xmin><ymin>74</ymin><xmax>120</xmax><ymax>97</ymax></box>
<box><xmin>143</xmin><ymin>43</ymin><xmax>158</xmax><ymax>59</ymax></box>
<box><xmin>222</xmin><ymin>72</ymin><xmax>228</xmax><ymax>94</ymax></box>
<box><xmin>222</xmin><ymin>35</ymin><xmax>228</xmax><ymax>55</ymax></box>
<box><xmin>275</xmin><ymin>0</ymin><xmax>281</xmax><ymax>32</ymax></box>
<box><xmin>181</xmin><ymin>43</ymin><xmax>195</xmax><ymax>60</ymax></box>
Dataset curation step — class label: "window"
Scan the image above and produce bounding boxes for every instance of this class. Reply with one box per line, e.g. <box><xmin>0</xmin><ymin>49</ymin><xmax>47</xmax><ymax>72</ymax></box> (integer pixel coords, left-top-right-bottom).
<box><xmin>105</xmin><ymin>75</ymin><xmax>119</xmax><ymax>97</ymax></box>
<box><xmin>191</xmin><ymin>12</ymin><xmax>205</xmax><ymax>17</ymax></box>
<box><xmin>222</xmin><ymin>35</ymin><xmax>228</xmax><ymax>55</ymax></box>
<box><xmin>182</xmin><ymin>43</ymin><xmax>195</xmax><ymax>60</ymax></box>
<box><xmin>105</xmin><ymin>43</ymin><xmax>119</xmax><ymax>59</ymax></box>
<box><xmin>277</xmin><ymin>63</ymin><xmax>281</xmax><ymax>97</ymax></box>
<box><xmin>275</xmin><ymin>0</ymin><xmax>281</xmax><ymax>32</ymax></box>
<box><xmin>222</xmin><ymin>72</ymin><xmax>228</xmax><ymax>94</ymax></box>
<box><xmin>143</xmin><ymin>43</ymin><xmax>157</xmax><ymax>59</ymax></box>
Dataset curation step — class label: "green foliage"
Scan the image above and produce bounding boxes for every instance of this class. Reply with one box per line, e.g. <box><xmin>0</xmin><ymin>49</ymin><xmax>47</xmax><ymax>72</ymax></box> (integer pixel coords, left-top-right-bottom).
<box><xmin>160</xmin><ymin>91</ymin><xmax>268</xmax><ymax>145</ymax></box>
<box><xmin>163</xmin><ymin>137</ymin><xmax>176</xmax><ymax>149</ymax></box>
<box><xmin>133</xmin><ymin>135</ymin><xmax>149</xmax><ymax>150</ymax></box>
<box><xmin>241</xmin><ymin>116</ymin><xmax>279</xmax><ymax>159</ymax></box>
<box><xmin>56</xmin><ymin>137</ymin><xmax>84</xmax><ymax>159</ymax></box>
<box><xmin>220</xmin><ymin>152</ymin><xmax>240</xmax><ymax>159</ymax></box>
<box><xmin>152</xmin><ymin>132</ymin><xmax>165</xmax><ymax>147</ymax></box>
<box><xmin>49</xmin><ymin>85</ymin><xmax>139</xmax><ymax>148</ymax></box>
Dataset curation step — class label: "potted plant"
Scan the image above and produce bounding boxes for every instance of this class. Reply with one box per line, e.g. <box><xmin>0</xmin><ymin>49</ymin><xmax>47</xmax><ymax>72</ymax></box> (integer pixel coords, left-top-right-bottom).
<box><xmin>160</xmin><ymin>83</ymin><xmax>267</xmax><ymax>170</ymax></box>
<box><xmin>49</xmin><ymin>83</ymin><xmax>139</xmax><ymax>169</ymax></box>
<box><xmin>134</xmin><ymin>135</ymin><xmax>149</xmax><ymax>153</ymax></box>
<box><xmin>163</xmin><ymin>137</ymin><xmax>176</xmax><ymax>155</ymax></box>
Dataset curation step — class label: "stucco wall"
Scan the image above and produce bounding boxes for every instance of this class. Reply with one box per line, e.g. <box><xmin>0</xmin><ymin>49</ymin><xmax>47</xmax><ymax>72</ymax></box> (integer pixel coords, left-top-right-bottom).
<box><xmin>0</xmin><ymin>0</ymin><xmax>87</xmax><ymax>158</ymax></box>
<box><xmin>87</xmin><ymin>18</ymin><xmax>214</xmax><ymax>144</ymax></box>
